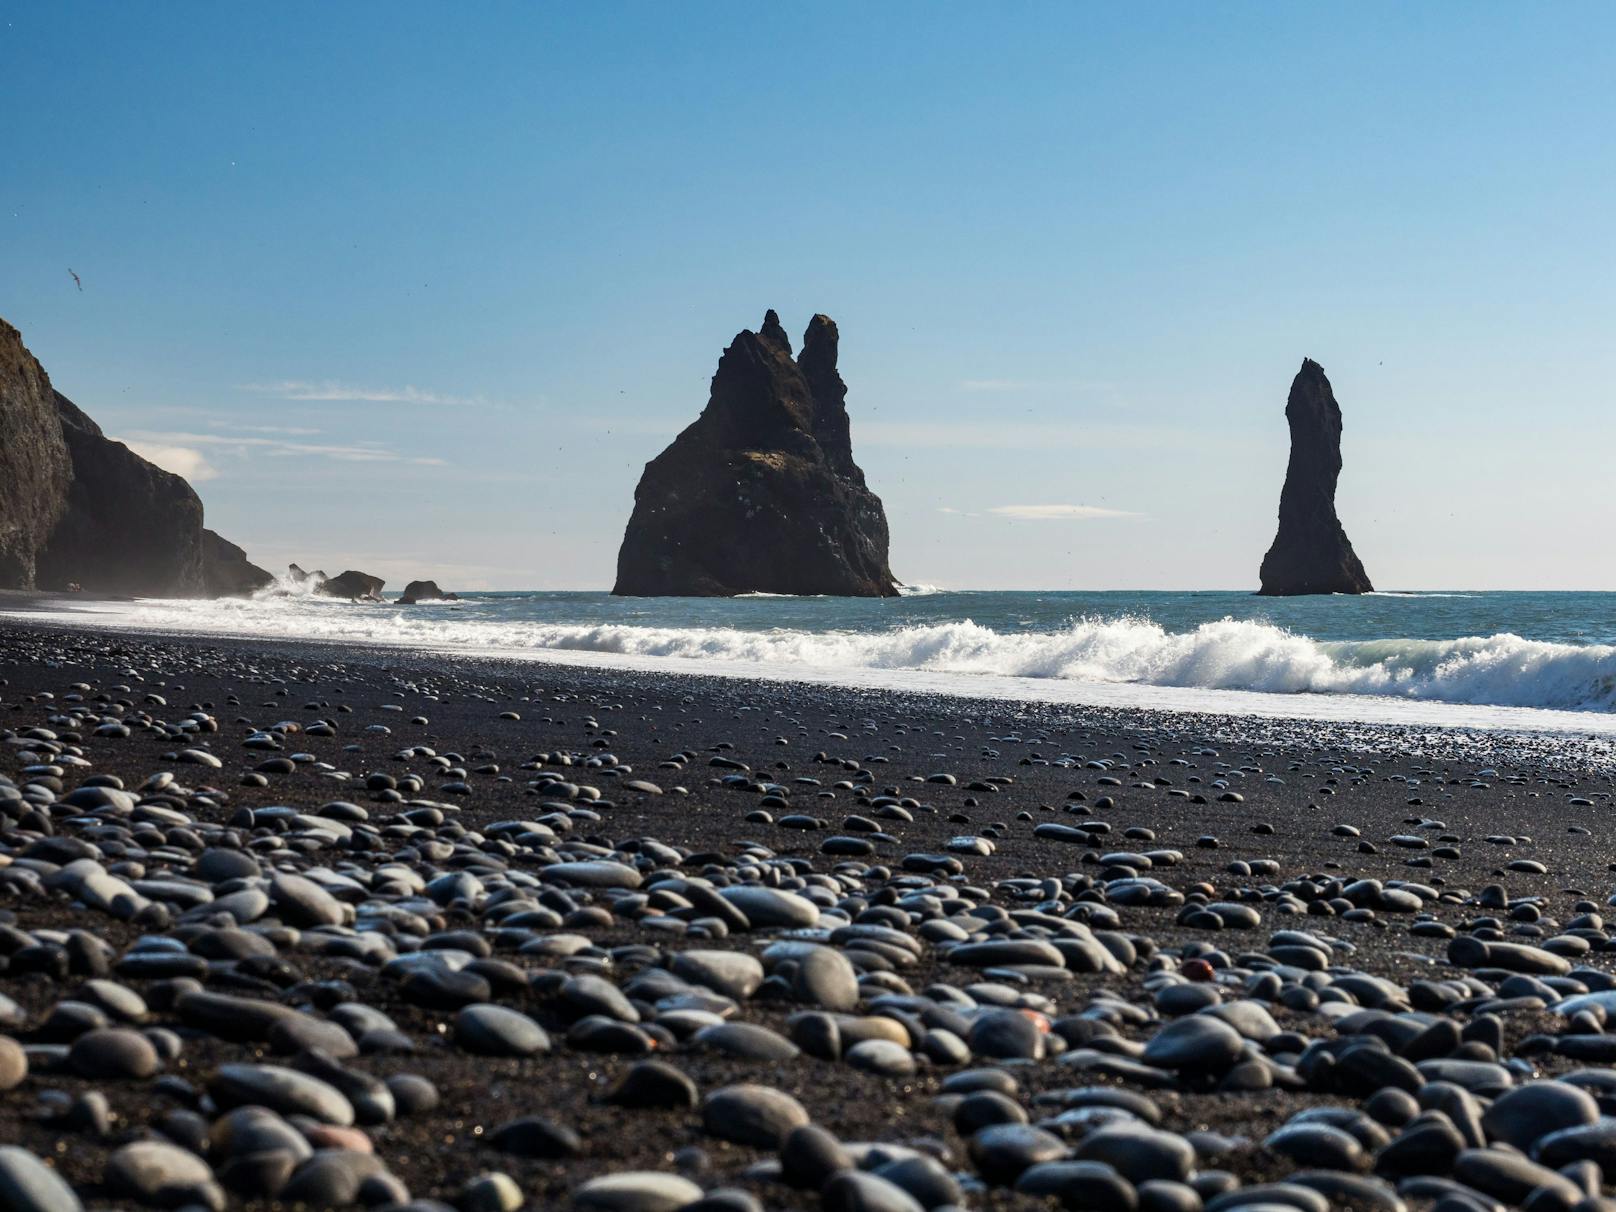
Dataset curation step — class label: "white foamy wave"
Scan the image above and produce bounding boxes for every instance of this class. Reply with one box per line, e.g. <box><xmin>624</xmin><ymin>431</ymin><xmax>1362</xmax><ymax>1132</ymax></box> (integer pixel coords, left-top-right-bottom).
<box><xmin>897</xmin><ymin>583</ymin><xmax>949</xmax><ymax>596</ymax></box>
<box><xmin>19</xmin><ymin>597</ymin><xmax>1616</xmax><ymax>715</ymax></box>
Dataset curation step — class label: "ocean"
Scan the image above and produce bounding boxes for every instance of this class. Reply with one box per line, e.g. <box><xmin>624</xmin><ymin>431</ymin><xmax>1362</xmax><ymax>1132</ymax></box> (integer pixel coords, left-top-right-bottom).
<box><xmin>13</xmin><ymin>587</ymin><xmax>1616</xmax><ymax>736</ymax></box>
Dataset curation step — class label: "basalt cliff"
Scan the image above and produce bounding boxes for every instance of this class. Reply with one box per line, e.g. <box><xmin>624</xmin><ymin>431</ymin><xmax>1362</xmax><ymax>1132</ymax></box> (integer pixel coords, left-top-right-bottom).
<box><xmin>1258</xmin><ymin>358</ymin><xmax>1373</xmax><ymax>596</ymax></box>
<box><xmin>0</xmin><ymin>316</ymin><xmax>270</xmax><ymax>597</ymax></box>
<box><xmin>613</xmin><ymin>310</ymin><xmax>897</xmax><ymax>597</ymax></box>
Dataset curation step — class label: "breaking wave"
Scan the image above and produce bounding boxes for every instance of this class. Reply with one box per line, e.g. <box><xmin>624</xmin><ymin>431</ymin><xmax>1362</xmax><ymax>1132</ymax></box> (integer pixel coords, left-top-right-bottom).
<box><xmin>25</xmin><ymin>595</ymin><xmax>1616</xmax><ymax>714</ymax></box>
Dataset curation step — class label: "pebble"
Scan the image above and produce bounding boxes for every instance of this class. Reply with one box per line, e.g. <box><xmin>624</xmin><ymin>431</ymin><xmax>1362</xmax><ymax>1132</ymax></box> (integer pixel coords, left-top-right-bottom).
<box><xmin>454</xmin><ymin>1004</ymin><xmax>551</xmax><ymax>1057</ymax></box>
<box><xmin>209</xmin><ymin>1063</ymin><xmax>355</xmax><ymax>1125</ymax></box>
<box><xmin>105</xmin><ymin>1140</ymin><xmax>225</xmax><ymax>1211</ymax></box>
<box><xmin>2</xmin><ymin>632</ymin><xmax>1612</xmax><ymax>1212</ymax></box>
<box><xmin>821</xmin><ymin>1170</ymin><xmax>927</xmax><ymax>1212</ymax></box>
<box><xmin>1142</xmin><ymin>1015</ymin><xmax>1245</xmax><ymax>1075</ymax></box>
<box><xmin>0</xmin><ymin>1036</ymin><xmax>28</xmax><ymax>1090</ymax></box>
<box><xmin>67</xmin><ymin>1027</ymin><xmax>160</xmax><ymax>1079</ymax></box>
<box><xmin>701</xmin><ymin>1084</ymin><xmax>809</xmax><ymax>1146</ymax></box>
<box><xmin>572</xmin><ymin>1171</ymin><xmax>705</xmax><ymax>1212</ymax></box>
<box><xmin>1075</xmin><ymin>1124</ymin><xmax>1197</xmax><ymax>1183</ymax></box>
<box><xmin>0</xmin><ymin>1146</ymin><xmax>83</xmax><ymax>1212</ymax></box>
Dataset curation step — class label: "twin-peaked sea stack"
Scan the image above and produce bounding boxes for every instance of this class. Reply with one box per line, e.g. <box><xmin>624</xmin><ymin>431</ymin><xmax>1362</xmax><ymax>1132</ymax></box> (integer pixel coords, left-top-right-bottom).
<box><xmin>613</xmin><ymin>310</ymin><xmax>898</xmax><ymax>597</ymax></box>
<box><xmin>1258</xmin><ymin>358</ymin><xmax>1373</xmax><ymax>596</ymax></box>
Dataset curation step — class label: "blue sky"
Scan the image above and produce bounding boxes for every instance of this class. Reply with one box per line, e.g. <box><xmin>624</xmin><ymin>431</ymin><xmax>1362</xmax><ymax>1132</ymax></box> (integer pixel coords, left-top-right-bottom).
<box><xmin>4</xmin><ymin>2</ymin><xmax>1612</xmax><ymax>590</ymax></box>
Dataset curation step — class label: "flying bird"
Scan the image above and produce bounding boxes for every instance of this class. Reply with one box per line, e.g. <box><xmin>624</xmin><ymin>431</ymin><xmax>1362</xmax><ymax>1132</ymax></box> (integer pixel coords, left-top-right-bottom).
<box><xmin>68</xmin><ymin>269</ymin><xmax>82</xmax><ymax>292</ymax></box>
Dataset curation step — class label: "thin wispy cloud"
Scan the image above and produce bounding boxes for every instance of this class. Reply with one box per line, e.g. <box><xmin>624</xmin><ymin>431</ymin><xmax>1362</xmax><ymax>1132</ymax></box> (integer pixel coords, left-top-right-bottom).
<box><xmin>119</xmin><ymin>440</ymin><xmax>220</xmax><ymax>483</ymax></box>
<box><xmin>124</xmin><ymin>430</ymin><xmax>447</xmax><ymax>468</ymax></box>
<box><xmin>987</xmin><ymin>504</ymin><xmax>1139</xmax><ymax>521</ymax></box>
<box><xmin>238</xmin><ymin>380</ymin><xmax>491</xmax><ymax>407</ymax></box>
<box><xmin>210</xmin><ymin>422</ymin><xmax>324</xmax><ymax>436</ymax></box>
<box><xmin>858</xmin><ymin>420</ymin><xmax>1233</xmax><ymax>452</ymax></box>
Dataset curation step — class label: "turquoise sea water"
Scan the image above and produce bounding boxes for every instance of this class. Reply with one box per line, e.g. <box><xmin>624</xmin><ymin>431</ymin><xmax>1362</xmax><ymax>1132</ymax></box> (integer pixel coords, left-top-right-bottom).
<box><xmin>17</xmin><ymin>588</ymin><xmax>1616</xmax><ymax>722</ymax></box>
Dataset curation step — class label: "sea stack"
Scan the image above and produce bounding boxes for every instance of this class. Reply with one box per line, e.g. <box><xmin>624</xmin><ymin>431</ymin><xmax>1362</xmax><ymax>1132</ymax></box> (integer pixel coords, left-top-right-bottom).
<box><xmin>613</xmin><ymin>310</ymin><xmax>898</xmax><ymax>597</ymax></box>
<box><xmin>1258</xmin><ymin>358</ymin><xmax>1373</xmax><ymax>596</ymax></box>
<box><xmin>0</xmin><ymin>315</ymin><xmax>269</xmax><ymax>597</ymax></box>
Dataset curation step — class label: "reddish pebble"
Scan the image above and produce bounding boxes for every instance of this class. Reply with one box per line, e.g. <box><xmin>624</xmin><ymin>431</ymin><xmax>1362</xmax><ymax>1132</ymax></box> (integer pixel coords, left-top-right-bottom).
<box><xmin>304</xmin><ymin>1124</ymin><xmax>373</xmax><ymax>1153</ymax></box>
<box><xmin>1017</xmin><ymin>1009</ymin><xmax>1052</xmax><ymax>1033</ymax></box>
<box><xmin>1182</xmin><ymin>959</ymin><xmax>1215</xmax><ymax>982</ymax></box>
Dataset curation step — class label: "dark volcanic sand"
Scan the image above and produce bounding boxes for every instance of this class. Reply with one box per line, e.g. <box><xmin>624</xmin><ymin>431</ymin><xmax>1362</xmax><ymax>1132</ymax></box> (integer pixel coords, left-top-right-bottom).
<box><xmin>3</xmin><ymin>618</ymin><xmax>1616</xmax><ymax>1211</ymax></box>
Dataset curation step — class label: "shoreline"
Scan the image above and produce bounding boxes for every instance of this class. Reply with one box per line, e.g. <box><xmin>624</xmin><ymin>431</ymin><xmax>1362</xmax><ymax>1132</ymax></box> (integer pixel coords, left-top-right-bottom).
<box><xmin>4</xmin><ymin>614</ymin><xmax>1615</xmax><ymax>769</ymax></box>
<box><xmin>2</xmin><ymin>616</ymin><xmax>1615</xmax><ymax>1209</ymax></box>
<box><xmin>8</xmin><ymin>601</ymin><xmax>1616</xmax><ymax>745</ymax></box>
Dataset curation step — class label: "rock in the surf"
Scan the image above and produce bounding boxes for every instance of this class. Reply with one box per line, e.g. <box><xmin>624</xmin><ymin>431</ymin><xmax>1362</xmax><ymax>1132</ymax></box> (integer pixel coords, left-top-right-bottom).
<box><xmin>612</xmin><ymin>310</ymin><xmax>898</xmax><ymax>597</ymax></box>
<box><xmin>399</xmin><ymin>579</ymin><xmax>458</xmax><ymax>604</ymax></box>
<box><xmin>317</xmin><ymin>570</ymin><xmax>386</xmax><ymax>602</ymax></box>
<box><xmin>1258</xmin><ymin>358</ymin><xmax>1373</xmax><ymax>596</ymax></box>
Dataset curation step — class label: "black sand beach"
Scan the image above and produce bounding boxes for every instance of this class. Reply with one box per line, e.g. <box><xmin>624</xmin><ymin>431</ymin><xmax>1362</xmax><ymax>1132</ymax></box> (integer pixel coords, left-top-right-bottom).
<box><xmin>4</xmin><ymin>617</ymin><xmax>1616</xmax><ymax>1211</ymax></box>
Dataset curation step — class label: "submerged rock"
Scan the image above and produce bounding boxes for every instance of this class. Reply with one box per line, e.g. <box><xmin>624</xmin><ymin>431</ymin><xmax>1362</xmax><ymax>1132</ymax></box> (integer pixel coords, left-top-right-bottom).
<box><xmin>1258</xmin><ymin>358</ymin><xmax>1373</xmax><ymax>596</ymax></box>
<box><xmin>398</xmin><ymin>579</ymin><xmax>458</xmax><ymax>604</ymax></box>
<box><xmin>613</xmin><ymin>310</ymin><xmax>897</xmax><ymax>597</ymax></box>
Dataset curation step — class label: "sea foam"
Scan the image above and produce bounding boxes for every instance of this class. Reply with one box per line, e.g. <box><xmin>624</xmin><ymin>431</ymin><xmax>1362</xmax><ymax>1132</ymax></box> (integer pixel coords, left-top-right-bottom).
<box><xmin>18</xmin><ymin>595</ymin><xmax>1616</xmax><ymax>715</ymax></box>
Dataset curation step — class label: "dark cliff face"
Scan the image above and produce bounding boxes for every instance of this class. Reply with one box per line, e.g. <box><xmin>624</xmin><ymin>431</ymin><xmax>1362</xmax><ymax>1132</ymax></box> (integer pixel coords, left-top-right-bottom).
<box><xmin>1</xmin><ymin>314</ymin><xmax>269</xmax><ymax>597</ymax></box>
<box><xmin>1258</xmin><ymin>359</ymin><xmax>1373</xmax><ymax>596</ymax></box>
<box><xmin>0</xmin><ymin>320</ymin><xmax>72</xmax><ymax>588</ymax></box>
<box><xmin>613</xmin><ymin>310</ymin><xmax>897</xmax><ymax>597</ymax></box>
<box><xmin>201</xmin><ymin>529</ymin><xmax>273</xmax><ymax>597</ymax></box>
<box><xmin>36</xmin><ymin>392</ymin><xmax>208</xmax><ymax>597</ymax></box>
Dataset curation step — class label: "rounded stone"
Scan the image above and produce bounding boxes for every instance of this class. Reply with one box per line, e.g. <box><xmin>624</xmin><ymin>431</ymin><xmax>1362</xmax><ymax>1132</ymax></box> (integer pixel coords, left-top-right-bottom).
<box><xmin>269</xmin><ymin>873</ymin><xmax>345</xmax><ymax>927</ymax></box>
<box><xmin>0</xmin><ymin>1147</ymin><xmax>83</xmax><ymax>1212</ymax></box>
<box><xmin>845</xmin><ymin>1039</ymin><xmax>917</xmax><ymax>1077</ymax></box>
<box><xmin>606</xmin><ymin>1061</ymin><xmax>699</xmax><ymax>1110</ymax></box>
<box><xmin>1142</xmin><ymin>1015</ymin><xmax>1244</xmax><ymax>1074</ymax></box>
<box><xmin>966</xmin><ymin>1008</ymin><xmax>1044</xmax><ymax>1060</ymax></box>
<box><xmin>780</xmin><ymin>1124</ymin><xmax>851</xmax><ymax>1190</ymax></box>
<box><xmin>209</xmin><ymin>1063</ymin><xmax>355</xmax><ymax>1126</ymax></box>
<box><xmin>821</xmin><ymin>1170</ymin><xmax>927</xmax><ymax>1212</ymax></box>
<box><xmin>69</xmin><ymin>1028</ymin><xmax>160</xmax><ymax>1079</ymax></box>
<box><xmin>1016</xmin><ymin>1161</ymin><xmax>1138</xmax><ymax>1212</ymax></box>
<box><xmin>969</xmin><ymin>1123</ymin><xmax>1068</xmax><ymax>1185</ymax></box>
<box><xmin>791</xmin><ymin>946</ymin><xmax>860</xmax><ymax>1011</ymax></box>
<box><xmin>454</xmin><ymin>1005</ymin><xmax>551</xmax><ymax>1058</ymax></box>
<box><xmin>1481</xmin><ymin>1080</ymin><xmax>1599</xmax><ymax>1152</ymax></box>
<box><xmin>489</xmin><ymin>1116</ymin><xmax>582</xmax><ymax>1158</ymax></box>
<box><xmin>105</xmin><ymin>1140</ymin><xmax>224</xmax><ymax>1211</ymax></box>
<box><xmin>1264</xmin><ymin>1122</ymin><xmax>1367</xmax><ymax>1171</ymax></box>
<box><xmin>702</xmin><ymin>1084</ymin><xmax>810</xmax><ymax>1147</ymax></box>
<box><xmin>0</xmin><ymin>1036</ymin><xmax>28</xmax><ymax>1091</ymax></box>
<box><xmin>573</xmin><ymin>1171</ymin><xmax>705</xmax><ymax>1212</ymax></box>
<box><xmin>719</xmin><ymin>887</ymin><xmax>820</xmax><ymax>929</ymax></box>
<box><xmin>693</xmin><ymin>1022</ymin><xmax>799</xmax><ymax>1061</ymax></box>
<box><xmin>670</xmin><ymin>951</ymin><xmax>764</xmax><ymax>1000</ymax></box>
<box><xmin>1075</xmin><ymin>1124</ymin><xmax>1196</xmax><ymax>1183</ymax></box>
